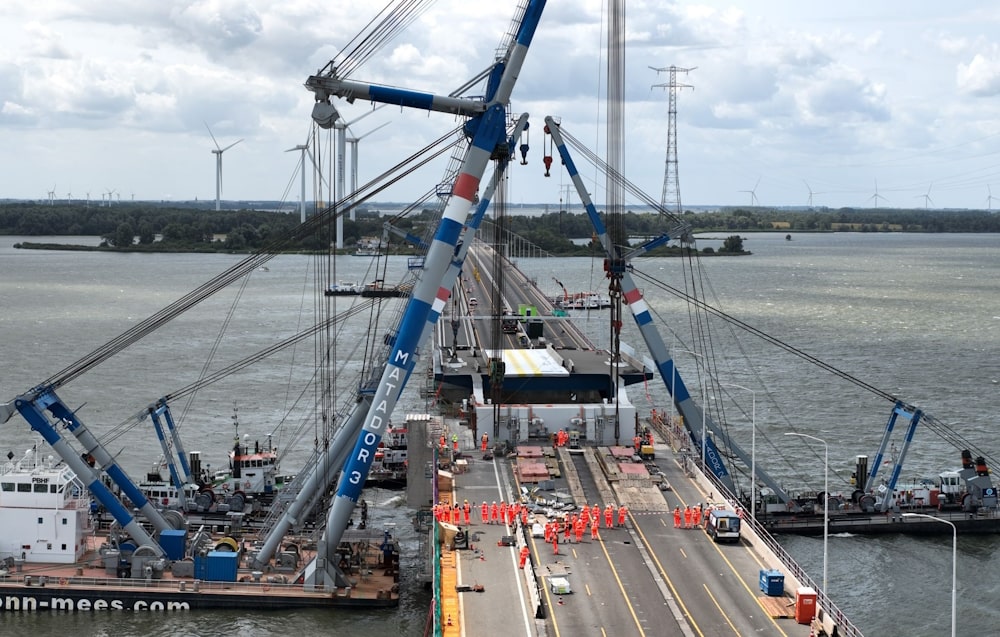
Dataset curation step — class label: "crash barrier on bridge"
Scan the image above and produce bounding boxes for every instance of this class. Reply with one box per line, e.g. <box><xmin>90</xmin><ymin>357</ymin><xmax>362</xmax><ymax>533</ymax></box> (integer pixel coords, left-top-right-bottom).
<box><xmin>689</xmin><ymin>464</ymin><xmax>866</xmax><ymax>637</ymax></box>
<box><xmin>518</xmin><ymin>529</ymin><xmax>545</xmax><ymax>619</ymax></box>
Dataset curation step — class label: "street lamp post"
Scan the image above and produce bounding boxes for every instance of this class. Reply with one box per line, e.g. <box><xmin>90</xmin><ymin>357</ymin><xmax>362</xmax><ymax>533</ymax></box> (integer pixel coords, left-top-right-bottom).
<box><xmin>721</xmin><ymin>383</ymin><xmax>755</xmax><ymax>521</ymax></box>
<box><xmin>784</xmin><ymin>432</ymin><xmax>828</xmax><ymax>598</ymax></box>
<box><xmin>903</xmin><ymin>513</ymin><xmax>957</xmax><ymax>637</ymax></box>
<box><xmin>700</xmin><ymin>372</ymin><xmax>706</xmax><ymax>472</ymax></box>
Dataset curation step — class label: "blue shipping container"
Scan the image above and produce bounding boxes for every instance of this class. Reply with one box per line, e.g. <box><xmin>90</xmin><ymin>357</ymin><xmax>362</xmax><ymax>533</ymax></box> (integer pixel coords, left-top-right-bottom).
<box><xmin>204</xmin><ymin>551</ymin><xmax>238</xmax><ymax>582</ymax></box>
<box><xmin>759</xmin><ymin>569</ymin><xmax>784</xmax><ymax>596</ymax></box>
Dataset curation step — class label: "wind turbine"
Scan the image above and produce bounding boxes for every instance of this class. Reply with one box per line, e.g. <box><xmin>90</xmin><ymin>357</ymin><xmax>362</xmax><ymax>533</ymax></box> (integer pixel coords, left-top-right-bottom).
<box><xmin>986</xmin><ymin>185</ymin><xmax>998</xmax><ymax>211</ymax></box>
<box><xmin>85</xmin><ymin>191</ymin><xmax>91</xmax><ymax>209</ymax></box>
<box><xmin>739</xmin><ymin>178</ymin><xmax>760</xmax><ymax>207</ymax></box>
<box><xmin>336</xmin><ymin>105</ymin><xmax>387</xmax><ymax>225</ymax></box>
<box><xmin>285</xmin><ymin>133</ymin><xmax>315</xmax><ymax>224</ymax></box>
<box><xmin>286</xmin><ymin>141</ymin><xmax>309</xmax><ymax>223</ymax></box>
<box><xmin>286</xmin><ymin>129</ymin><xmax>331</xmax><ymax>224</ymax></box>
<box><xmin>803</xmin><ymin>180</ymin><xmax>825</xmax><ymax>209</ymax></box>
<box><xmin>105</xmin><ymin>188</ymin><xmax>116</xmax><ymax>207</ymax></box>
<box><xmin>47</xmin><ymin>184</ymin><xmax>56</xmax><ymax>205</ymax></box>
<box><xmin>916</xmin><ymin>183</ymin><xmax>934</xmax><ymax>209</ymax></box>
<box><xmin>205</xmin><ymin>122</ymin><xmax>243</xmax><ymax>212</ymax></box>
<box><xmin>347</xmin><ymin>121</ymin><xmax>390</xmax><ymax>217</ymax></box>
<box><xmin>867</xmin><ymin>179</ymin><xmax>888</xmax><ymax>208</ymax></box>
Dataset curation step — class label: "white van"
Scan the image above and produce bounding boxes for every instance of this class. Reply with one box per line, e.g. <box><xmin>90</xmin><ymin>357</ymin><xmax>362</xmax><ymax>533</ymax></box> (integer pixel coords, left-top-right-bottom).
<box><xmin>705</xmin><ymin>508</ymin><xmax>741</xmax><ymax>543</ymax></box>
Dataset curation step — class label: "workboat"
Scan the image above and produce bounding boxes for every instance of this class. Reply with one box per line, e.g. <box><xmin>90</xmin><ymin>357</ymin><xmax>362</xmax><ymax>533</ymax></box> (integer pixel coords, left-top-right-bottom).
<box><xmin>0</xmin><ymin>424</ymin><xmax>400</xmax><ymax>613</ymax></box>
<box><xmin>324</xmin><ymin>281</ymin><xmax>364</xmax><ymax>296</ymax></box>
<box><xmin>366</xmin><ymin>417</ymin><xmax>422</xmax><ymax>489</ymax></box>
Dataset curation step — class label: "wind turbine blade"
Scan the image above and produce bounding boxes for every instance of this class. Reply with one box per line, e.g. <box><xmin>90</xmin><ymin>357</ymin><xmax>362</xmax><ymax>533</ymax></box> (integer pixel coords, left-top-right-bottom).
<box><xmin>204</xmin><ymin>121</ymin><xmax>221</xmax><ymax>150</ymax></box>
<box><xmin>221</xmin><ymin>139</ymin><xmax>243</xmax><ymax>153</ymax></box>
<box><xmin>357</xmin><ymin>121</ymin><xmax>391</xmax><ymax>141</ymax></box>
<box><xmin>344</xmin><ymin>103</ymin><xmax>388</xmax><ymax>135</ymax></box>
<box><xmin>306</xmin><ymin>149</ymin><xmax>330</xmax><ymax>190</ymax></box>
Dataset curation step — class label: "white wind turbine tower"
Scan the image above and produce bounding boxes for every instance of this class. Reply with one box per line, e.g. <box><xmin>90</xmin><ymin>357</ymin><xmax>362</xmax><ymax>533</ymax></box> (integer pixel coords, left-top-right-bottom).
<box><xmin>347</xmin><ymin>121</ymin><xmax>390</xmax><ymax>217</ymax></box>
<box><xmin>285</xmin><ymin>134</ymin><xmax>313</xmax><ymax>224</ymax></box>
<box><xmin>867</xmin><ymin>179</ymin><xmax>888</xmax><ymax>208</ymax></box>
<box><xmin>803</xmin><ymin>180</ymin><xmax>825</xmax><ymax>209</ymax></box>
<box><xmin>85</xmin><ymin>191</ymin><xmax>91</xmax><ymax>209</ymax></box>
<box><xmin>285</xmin><ymin>129</ymin><xmax>330</xmax><ymax>224</ymax></box>
<box><xmin>205</xmin><ymin>122</ymin><xmax>243</xmax><ymax>212</ymax></box>
<box><xmin>286</xmin><ymin>141</ymin><xmax>309</xmax><ymax>223</ymax></box>
<box><xmin>739</xmin><ymin>177</ymin><xmax>760</xmax><ymax>207</ymax></box>
<box><xmin>916</xmin><ymin>183</ymin><xmax>933</xmax><ymax>209</ymax></box>
<box><xmin>47</xmin><ymin>184</ymin><xmax>56</xmax><ymax>205</ymax></box>
<box><xmin>332</xmin><ymin>106</ymin><xmax>387</xmax><ymax>250</ymax></box>
<box><xmin>986</xmin><ymin>185</ymin><xmax>998</xmax><ymax>211</ymax></box>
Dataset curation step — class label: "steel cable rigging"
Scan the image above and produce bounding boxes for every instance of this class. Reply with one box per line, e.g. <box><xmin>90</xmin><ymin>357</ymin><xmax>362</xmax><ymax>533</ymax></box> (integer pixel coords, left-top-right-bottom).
<box><xmin>42</xmin><ymin>128</ymin><xmax>462</xmax><ymax>391</ymax></box>
<box><xmin>96</xmin><ymin>297</ymin><xmax>380</xmax><ymax>452</ymax></box>
<box><xmin>629</xmin><ymin>266</ymin><xmax>997</xmax><ymax>468</ymax></box>
<box><xmin>314</xmin><ymin>0</ymin><xmax>435</xmax><ymax>80</ymax></box>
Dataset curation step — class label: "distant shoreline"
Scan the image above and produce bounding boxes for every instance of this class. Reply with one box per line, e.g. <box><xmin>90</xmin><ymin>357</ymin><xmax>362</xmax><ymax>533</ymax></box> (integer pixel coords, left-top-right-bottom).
<box><xmin>12</xmin><ymin>240</ymin><xmax>752</xmax><ymax>257</ymax></box>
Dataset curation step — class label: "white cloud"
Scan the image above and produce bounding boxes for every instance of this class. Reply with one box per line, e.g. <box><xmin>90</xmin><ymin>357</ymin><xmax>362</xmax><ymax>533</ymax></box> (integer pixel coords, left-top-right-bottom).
<box><xmin>957</xmin><ymin>46</ymin><xmax>1000</xmax><ymax>97</ymax></box>
<box><xmin>0</xmin><ymin>1</ymin><xmax>997</xmax><ymax>208</ymax></box>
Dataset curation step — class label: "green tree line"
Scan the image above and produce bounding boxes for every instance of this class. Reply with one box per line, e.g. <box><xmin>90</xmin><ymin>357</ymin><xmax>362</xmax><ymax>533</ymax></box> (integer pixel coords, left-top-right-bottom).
<box><xmin>3</xmin><ymin>202</ymin><xmax>997</xmax><ymax>254</ymax></box>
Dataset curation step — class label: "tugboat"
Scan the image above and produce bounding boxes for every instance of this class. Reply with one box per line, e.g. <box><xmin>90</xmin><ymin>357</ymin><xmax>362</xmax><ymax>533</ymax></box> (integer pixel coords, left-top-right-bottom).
<box><xmin>366</xmin><ymin>416</ymin><xmax>421</xmax><ymax>489</ymax></box>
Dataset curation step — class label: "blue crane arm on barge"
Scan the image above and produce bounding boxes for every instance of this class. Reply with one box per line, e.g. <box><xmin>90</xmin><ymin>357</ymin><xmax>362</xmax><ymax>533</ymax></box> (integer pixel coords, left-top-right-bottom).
<box><xmin>1</xmin><ymin>389</ymin><xmax>168</xmax><ymax>555</ymax></box>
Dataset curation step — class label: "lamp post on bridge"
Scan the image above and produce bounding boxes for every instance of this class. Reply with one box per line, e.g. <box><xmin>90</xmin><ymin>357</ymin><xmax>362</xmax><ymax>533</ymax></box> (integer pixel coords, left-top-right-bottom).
<box><xmin>721</xmin><ymin>383</ymin><xmax>755</xmax><ymax>521</ymax></box>
<box><xmin>784</xmin><ymin>432</ymin><xmax>828</xmax><ymax>599</ymax></box>
<box><xmin>903</xmin><ymin>513</ymin><xmax>956</xmax><ymax>637</ymax></box>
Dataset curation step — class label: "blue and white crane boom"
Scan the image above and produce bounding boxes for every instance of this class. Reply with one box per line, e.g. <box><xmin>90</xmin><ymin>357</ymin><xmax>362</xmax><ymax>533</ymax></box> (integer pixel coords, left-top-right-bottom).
<box><xmin>147</xmin><ymin>399</ymin><xmax>195</xmax><ymax>490</ymax></box>
<box><xmin>1</xmin><ymin>388</ymin><xmax>167</xmax><ymax>554</ymax></box>
<box><xmin>258</xmin><ymin>114</ymin><xmax>527</xmax><ymax>576</ymax></box>
<box><xmin>301</xmin><ymin>2</ymin><xmax>546</xmax><ymax>588</ymax></box>
<box><xmin>542</xmin><ymin>115</ymin><xmax>796</xmax><ymax>505</ymax></box>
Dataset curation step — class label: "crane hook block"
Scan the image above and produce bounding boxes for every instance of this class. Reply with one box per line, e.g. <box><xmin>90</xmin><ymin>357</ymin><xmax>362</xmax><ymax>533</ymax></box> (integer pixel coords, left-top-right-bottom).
<box><xmin>519</xmin><ymin>143</ymin><xmax>529</xmax><ymax>165</ymax></box>
<box><xmin>543</xmin><ymin>155</ymin><xmax>553</xmax><ymax>177</ymax></box>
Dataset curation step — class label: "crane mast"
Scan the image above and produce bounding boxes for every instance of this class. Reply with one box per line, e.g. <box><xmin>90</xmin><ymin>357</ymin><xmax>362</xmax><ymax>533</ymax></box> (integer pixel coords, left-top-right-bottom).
<box><xmin>292</xmin><ymin>2</ymin><xmax>546</xmax><ymax>590</ymax></box>
<box><xmin>542</xmin><ymin>116</ymin><xmax>795</xmax><ymax>505</ymax></box>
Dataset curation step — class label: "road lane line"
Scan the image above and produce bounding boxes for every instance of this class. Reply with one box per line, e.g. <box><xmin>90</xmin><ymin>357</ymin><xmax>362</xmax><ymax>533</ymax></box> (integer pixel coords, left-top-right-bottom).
<box><xmin>701</xmin><ymin>583</ymin><xmax>740</xmax><ymax>635</ymax></box>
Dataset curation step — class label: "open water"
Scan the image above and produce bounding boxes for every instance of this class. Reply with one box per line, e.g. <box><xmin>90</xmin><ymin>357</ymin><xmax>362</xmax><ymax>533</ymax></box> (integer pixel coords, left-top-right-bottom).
<box><xmin>1</xmin><ymin>232</ymin><xmax>998</xmax><ymax>636</ymax></box>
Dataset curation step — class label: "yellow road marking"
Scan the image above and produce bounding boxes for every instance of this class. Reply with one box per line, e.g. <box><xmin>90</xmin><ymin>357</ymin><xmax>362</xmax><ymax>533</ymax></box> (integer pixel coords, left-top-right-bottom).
<box><xmin>702</xmin><ymin>583</ymin><xmax>740</xmax><ymax>635</ymax></box>
<box><xmin>628</xmin><ymin>512</ymin><xmax>706</xmax><ymax>637</ymax></box>
<box><xmin>595</xmin><ymin>530</ymin><xmax>647</xmax><ymax>636</ymax></box>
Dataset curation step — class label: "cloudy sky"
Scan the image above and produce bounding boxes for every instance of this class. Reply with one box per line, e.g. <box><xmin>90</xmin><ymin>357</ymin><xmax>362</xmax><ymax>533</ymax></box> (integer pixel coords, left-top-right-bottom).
<box><xmin>3</xmin><ymin>1</ymin><xmax>1000</xmax><ymax>211</ymax></box>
